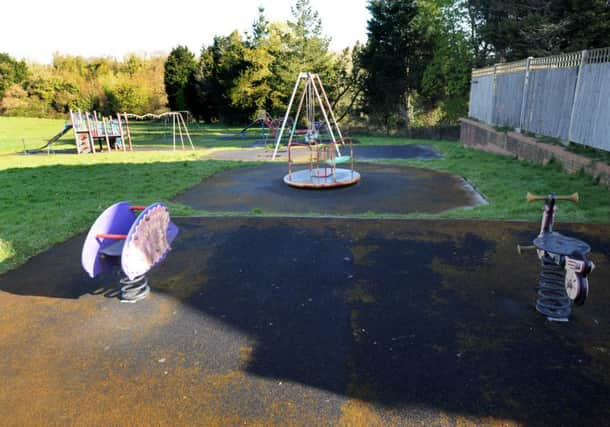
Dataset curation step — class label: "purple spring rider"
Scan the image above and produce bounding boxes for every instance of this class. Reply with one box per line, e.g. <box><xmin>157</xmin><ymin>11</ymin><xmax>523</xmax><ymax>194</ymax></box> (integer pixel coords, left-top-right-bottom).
<box><xmin>81</xmin><ymin>202</ymin><xmax>179</xmax><ymax>303</ymax></box>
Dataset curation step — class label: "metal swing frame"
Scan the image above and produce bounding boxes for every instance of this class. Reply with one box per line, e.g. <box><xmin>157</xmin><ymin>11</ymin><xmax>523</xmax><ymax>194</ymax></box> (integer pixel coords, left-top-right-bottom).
<box><xmin>273</xmin><ymin>72</ymin><xmax>358</xmax><ymax>189</ymax></box>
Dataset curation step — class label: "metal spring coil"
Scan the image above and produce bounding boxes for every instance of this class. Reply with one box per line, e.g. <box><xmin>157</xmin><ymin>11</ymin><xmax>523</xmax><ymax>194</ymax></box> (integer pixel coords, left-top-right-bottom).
<box><xmin>536</xmin><ymin>255</ymin><xmax>571</xmax><ymax>320</ymax></box>
<box><xmin>119</xmin><ymin>275</ymin><xmax>149</xmax><ymax>303</ymax></box>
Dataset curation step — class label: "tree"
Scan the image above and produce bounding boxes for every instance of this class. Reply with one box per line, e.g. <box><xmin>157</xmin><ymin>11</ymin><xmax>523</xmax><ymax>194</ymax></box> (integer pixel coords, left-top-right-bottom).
<box><xmin>106</xmin><ymin>82</ymin><xmax>149</xmax><ymax>114</ymax></box>
<box><xmin>231</xmin><ymin>15</ymin><xmax>287</xmax><ymax>118</ymax></box>
<box><xmin>285</xmin><ymin>0</ymin><xmax>333</xmax><ymax>78</ymax></box>
<box><xmin>360</xmin><ymin>0</ymin><xmax>424</xmax><ymax>131</ymax></box>
<box><xmin>247</xmin><ymin>6</ymin><xmax>270</xmax><ymax>47</ymax></box>
<box><xmin>164</xmin><ymin>46</ymin><xmax>196</xmax><ymax>111</ymax></box>
<box><xmin>415</xmin><ymin>0</ymin><xmax>473</xmax><ymax>123</ymax></box>
<box><xmin>211</xmin><ymin>32</ymin><xmax>249</xmax><ymax>123</ymax></box>
<box><xmin>186</xmin><ymin>47</ymin><xmax>215</xmax><ymax>122</ymax></box>
<box><xmin>186</xmin><ymin>32</ymin><xmax>249</xmax><ymax>123</ymax></box>
<box><xmin>0</xmin><ymin>53</ymin><xmax>28</xmax><ymax>99</ymax></box>
<box><xmin>325</xmin><ymin>44</ymin><xmax>366</xmax><ymax>123</ymax></box>
<box><xmin>264</xmin><ymin>0</ymin><xmax>335</xmax><ymax>117</ymax></box>
<box><xmin>466</xmin><ymin>0</ymin><xmax>610</xmax><ymax>64</ymax></box>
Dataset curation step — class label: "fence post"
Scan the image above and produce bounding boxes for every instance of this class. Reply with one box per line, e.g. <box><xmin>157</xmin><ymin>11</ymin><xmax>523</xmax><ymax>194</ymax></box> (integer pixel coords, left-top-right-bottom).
<box><xmin>567</xmin><ymin>49</ymin><xmax>588</xmax><ymax>144</ymax></box>
<box><xmin>490</xmin><ymin>64</ymin><xmax>497</xmax><ymax>125</ymax></box>
<box><xmin>518</xmin><ymin>57</ymin><xmax>533</xmax><ymax>133</ymax></box>
<box><xmin>468</xmin><ymin>68</ymin><xmax>475</xmax><ymax>118</ymax></box>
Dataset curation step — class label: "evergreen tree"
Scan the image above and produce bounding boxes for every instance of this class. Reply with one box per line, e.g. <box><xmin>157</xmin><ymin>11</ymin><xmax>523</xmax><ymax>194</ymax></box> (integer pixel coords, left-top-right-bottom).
<box><xmin>247</xmin><ymin>6</ymin><xmax>270</xmax><ymax>47</ymax></box>
<box><xmin>211</xmin><ymin>31</ymin><xmax>249</xmax><ymax>123</ymax></box>
<box><xmin>360</xmin><ymin>0</ymin><xmax>423</xmax><ymax>131</ymax></box>
<box><xmin>416</xmin><ymin>0</ymin><xmax>473</xmax><ymax>123</ymax></box>
<box><xmin>231</xmin><ymin>22</ymin><xmax>280</xmax><ymax>116</ymax></box>
<box><xmin>164</xmin><ymin>46</ymin><xmax>196</xmax><ymax>111</ymax></box>
<box><xmin>187</xmin><ymin>47</ymin><xmax>218</xmax><ymax>122</ymax></box>
<box><xmin>467</xmin><ymin>0</ymin><xmax>610</xmax><ymax>64</ymax></box>
<box><xmin>285</xmin><ymin>0</ymin><xmax>332</xmax><ymax>76</ymax></box>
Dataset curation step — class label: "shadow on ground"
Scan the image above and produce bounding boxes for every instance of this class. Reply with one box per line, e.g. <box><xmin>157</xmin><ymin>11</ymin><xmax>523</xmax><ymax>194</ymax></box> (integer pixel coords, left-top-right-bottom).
<box><xmin>1</xmin><ymin>218</ymin><xmax>609</xmax><ymax>425</ymax></box>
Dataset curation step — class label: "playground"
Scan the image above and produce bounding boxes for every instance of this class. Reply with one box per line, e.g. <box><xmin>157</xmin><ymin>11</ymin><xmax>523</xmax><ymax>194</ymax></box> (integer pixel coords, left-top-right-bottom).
<box><xmin>1</xmin><ymin>74</ymin><xmax>610</xmax><ymax>425</ymax></box>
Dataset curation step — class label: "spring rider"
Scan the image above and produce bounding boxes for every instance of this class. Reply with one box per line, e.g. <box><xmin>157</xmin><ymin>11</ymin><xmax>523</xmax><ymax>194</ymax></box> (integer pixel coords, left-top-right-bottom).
<box><xmin>517</xmin><ymin>192</ymin><xmax>595</xmax><ymax>321</ymax></box>
<box><xmin>81</xmin><ymin>202</ymin><xmax>179</xmax><ymax>302</ymax></box>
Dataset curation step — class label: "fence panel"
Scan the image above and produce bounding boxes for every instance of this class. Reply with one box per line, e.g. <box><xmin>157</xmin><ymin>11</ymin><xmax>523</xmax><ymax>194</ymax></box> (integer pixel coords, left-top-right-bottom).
<box><xmin>469</xmin><ymin>70</ymin><xmax>494</xmax><ymax>124</ymax></box>
<box><xmin>522</xmin><ymin>67</ymin><xmax>578</xmax><ymax>140</ymax></box>
<box><xmin>469</xmin><ymin>48</ymin><xmax>609</xmax><ymax>151</ymax></box>
<box><xmin>492</xmin><ymin>70</ymin><xmax>525</xmax><ymax>127</ymax></box>
<box><xmin>570</xmin><ymin>62</ymin><xmax>610</xmax><ymax>151</ymax></box>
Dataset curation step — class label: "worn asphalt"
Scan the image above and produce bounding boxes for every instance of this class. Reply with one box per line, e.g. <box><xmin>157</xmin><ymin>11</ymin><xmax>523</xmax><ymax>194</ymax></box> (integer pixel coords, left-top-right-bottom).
<box><xmin>173</xmin><ymin>163</ymin><xmax>485</xmax><ymax>215</ymax></box>
<box><xmin>1</xmin><ymin>217</ymin><xmax>609</xmax><ymax>426</ymax></box>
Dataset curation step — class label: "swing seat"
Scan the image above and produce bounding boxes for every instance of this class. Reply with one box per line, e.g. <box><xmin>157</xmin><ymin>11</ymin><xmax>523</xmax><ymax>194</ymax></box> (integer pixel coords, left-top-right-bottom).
<box><xmin>326</xmin><ymin>155</ymin><xmax>351</xmax><ymax>166</ymax></box>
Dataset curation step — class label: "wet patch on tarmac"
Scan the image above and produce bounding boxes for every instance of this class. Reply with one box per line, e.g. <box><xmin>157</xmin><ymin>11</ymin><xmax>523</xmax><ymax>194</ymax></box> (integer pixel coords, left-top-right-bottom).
<box><xmin>173</xmin><ymin>163</ymin><xmax>484</xmax><ymax>215</ymax></box>
<box><xmin>1</xmin><ymin>218</ymin><xmax>610</xmax><ymax>425</ymax></box>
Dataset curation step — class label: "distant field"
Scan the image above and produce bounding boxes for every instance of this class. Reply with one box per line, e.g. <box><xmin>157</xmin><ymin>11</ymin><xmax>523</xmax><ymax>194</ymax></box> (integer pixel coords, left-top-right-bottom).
<box><xmin>0</xmin><ymin>116</ymin><xmax>444</xmax><ymax>154</ymax></box>
<box><xmin>0</xmin><ymin>116</ymin><xmax>261</xmax><ymax>154</ymax></box>
<box><xmin>0</xmin><ymin>116</ymin><xmax>73</xmax><ymax>154</ymax></box>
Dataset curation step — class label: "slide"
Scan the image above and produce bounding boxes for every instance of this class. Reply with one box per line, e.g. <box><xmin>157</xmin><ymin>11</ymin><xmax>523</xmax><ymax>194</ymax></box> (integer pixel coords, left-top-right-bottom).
<box><xmin>35</xmin><ymin>124</ymin><xmax>73</xmax><ymax>151</ymax></box>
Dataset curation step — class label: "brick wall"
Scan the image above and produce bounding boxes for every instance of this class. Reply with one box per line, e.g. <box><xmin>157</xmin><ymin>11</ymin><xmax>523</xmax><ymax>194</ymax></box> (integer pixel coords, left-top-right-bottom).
<box><xmin>460</xmin><ymin>118</ymin><xmax>610</xmax><ymax>186</ymax></box>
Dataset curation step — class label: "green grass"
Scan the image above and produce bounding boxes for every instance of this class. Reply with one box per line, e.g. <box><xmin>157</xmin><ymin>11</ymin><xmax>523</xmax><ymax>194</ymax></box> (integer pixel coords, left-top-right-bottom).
<box><xmin>383</xmin><ymin>140</ymin><xmax>609</xmax><ymax>223</ymax></box>
<box><xmin>0</xmin><ymin>117</ymin><xmax>608</xmax><ymax>275</ymax></box>
<box><xmin>0</xmin><ymin>116</ymin><xmax>257</xmax><ymax>155</ymax></box>
<box><xmin>127</xmin><ymin>121</ymin><xmax>256</xmax><ymax>149</ymax></box>
<box><xmin>566</xmin><ymin>142</ymin><xmax>610</xmax><ymax>166</ymax></box>
<box><xmin>355</xmin><ymin>135</ymin><xmax>437</xmax><ymax>146</ymax></box>
<box><xmin>0</xmin><ymin>151</ymin><xmax>254</xmax><ymax>274</ymax></box>
<box><xmin>0</xmin><ymin>116</ymin><xmax>74</xmax><ymax>154</ymax></box>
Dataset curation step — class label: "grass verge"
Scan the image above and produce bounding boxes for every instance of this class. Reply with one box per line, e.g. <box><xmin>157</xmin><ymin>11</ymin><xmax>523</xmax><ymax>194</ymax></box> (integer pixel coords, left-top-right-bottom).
<box><xmin>0</xmin><ymin>151</ymin><xmax>255</xmax><ymax>274</ymax></box>
<box><xmin>383</xmin><ymin>140</ymin><xmax>609</xmax><ymax>223</ymax></box>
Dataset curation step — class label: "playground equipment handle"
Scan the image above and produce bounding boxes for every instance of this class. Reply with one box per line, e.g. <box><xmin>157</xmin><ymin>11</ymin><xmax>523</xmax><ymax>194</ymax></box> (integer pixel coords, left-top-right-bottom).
<box><xmin>526</xmin><ymin>192</ymin><xmax>579</xmax><ymax>203</ymax></box>
<box><xmin>516</xmin><ymin>244</ymin><xmax>537</xmax><ymax>255</ymax></box>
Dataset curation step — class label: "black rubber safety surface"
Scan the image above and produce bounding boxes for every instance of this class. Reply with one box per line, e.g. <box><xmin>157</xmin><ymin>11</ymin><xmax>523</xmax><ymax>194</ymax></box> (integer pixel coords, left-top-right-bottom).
<box><xmin>1</xmin><ymin>218</ymin><xmax>609</xmax><ymax>425</ymax></box>
<box><xmin>173</xmin><ymin>163</ymin><xmax>485</xmax><ymax>214</ymax></box>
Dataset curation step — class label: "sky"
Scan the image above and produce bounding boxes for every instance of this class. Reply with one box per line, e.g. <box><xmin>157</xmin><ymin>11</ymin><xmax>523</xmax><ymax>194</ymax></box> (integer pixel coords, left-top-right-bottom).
<box><xmin>1</xmin><ymin>0</ymin><xmax>370</xmax><ymax>64</ymax></box>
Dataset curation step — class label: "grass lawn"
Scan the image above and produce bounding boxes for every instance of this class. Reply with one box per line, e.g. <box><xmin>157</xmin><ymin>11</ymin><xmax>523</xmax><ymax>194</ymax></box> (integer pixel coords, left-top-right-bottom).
<box><xmin>0</xmin><ymin>116</ymin><xmax>257</xmax><ymax>154</ymax></box>
<box><xmin>0</xmin><ymin>116</ymin><xmax>73</xmax><ymax>154</ymax></box>
<box><xmin>0</xmin><ymin>117</ymin><xmax>608</xmax><ymax>274</ymax></box>
<box><xmin>382</xmin><ymin>139</ymin><xmax>609</xmax><ymax>223</ymax></box>
<box><xmin>0</xmin><ymin>151</ymin><xmax>254</xmax><ymax>274</ymax></box>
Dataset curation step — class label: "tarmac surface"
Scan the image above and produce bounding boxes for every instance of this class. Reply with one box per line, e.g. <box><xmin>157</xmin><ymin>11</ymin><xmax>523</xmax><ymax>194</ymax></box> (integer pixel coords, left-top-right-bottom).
<box><xmin>1</xmin><ymin>217</ymin><xmax>609</xmax><ymax>426</ymax></box>
<box><xmin>173</xmin><ymin>163</ymin><xmax>485</xmax><ymax>215</ymax></box>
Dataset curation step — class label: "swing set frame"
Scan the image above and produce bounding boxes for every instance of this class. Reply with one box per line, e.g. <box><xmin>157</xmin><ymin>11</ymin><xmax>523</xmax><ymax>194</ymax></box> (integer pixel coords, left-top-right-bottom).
<box><xmin>273</xmin><ymin>72</ymin><xmax>359</xmax><ymax>189</ymax></box>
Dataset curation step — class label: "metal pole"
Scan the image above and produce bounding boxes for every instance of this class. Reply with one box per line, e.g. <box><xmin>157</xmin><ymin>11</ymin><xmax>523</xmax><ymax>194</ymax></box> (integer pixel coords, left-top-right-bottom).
<box><xmin>314</xmin><ymin>74</ymin><xmax>344</xmax><ymax>142</ymax></box>
<box><xmin>272</xmin><ymin>72</ymin><xmax>307</xmax><ymax>160</ymax></box>
<box><xmin>310</xmin><ymin>74</ymin><xmax>341</xmax><ymax>156</ymax></box>
<box><xmin>288</xmin><ymin>81</ymin><xmax>309</xmax><ymax>146</ymax></box>
<box><xmin>568</xmin><ymin>50</ymin><xmax>588</xmax><ymax>144</ymax></box>
<box><xmin>179</xmin><ymin>113</ymin><xmax>195</xmax><ymax>149</ymax></box>
<box><xmin>172</xmin><ymin>113</ymin><xmax>176</xmax><ymax>151</ymax></box>
<box><xmin>518</xmin><ymin>57</ymin><xmax>533</xmax><ymax>133</ymax></box>
<box><xmin>176</xmin><ymin>113</ymin><xmax>185</xmax><ymax>150</ymax></box>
